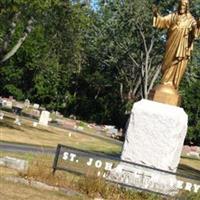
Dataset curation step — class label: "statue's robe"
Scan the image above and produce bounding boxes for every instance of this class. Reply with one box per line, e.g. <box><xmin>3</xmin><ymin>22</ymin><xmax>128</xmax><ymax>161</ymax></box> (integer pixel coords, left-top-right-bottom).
<box><xmin>153</xmin><ymin>12</ymin><xmax>198</xmax><ymax>89</ymax></box>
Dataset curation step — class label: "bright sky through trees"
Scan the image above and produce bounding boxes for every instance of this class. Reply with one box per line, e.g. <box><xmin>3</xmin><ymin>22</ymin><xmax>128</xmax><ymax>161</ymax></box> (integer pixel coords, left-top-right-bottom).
<box><xmin>91</xmin><ymin>0</ymin><xmax>99</xmax><ymax>9</ymax></box>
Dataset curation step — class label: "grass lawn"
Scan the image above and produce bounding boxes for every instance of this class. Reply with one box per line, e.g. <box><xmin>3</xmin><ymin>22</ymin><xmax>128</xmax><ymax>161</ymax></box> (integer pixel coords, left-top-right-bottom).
<box><xmin>1</xmin><ymin>112</ymin><xmax>200</xmax><ymax>199</ymax></box>
<box><xmin>0</xmin><ymin>152</ymin><xmax>87</xmax><ymax>200</ymax></box>
<box><xmin>0</xmin><ymin>177</ymin><xmax>84</xmax><ymax>200</ymax></box>
<box><xmin>0</xmin><ymin>152</ymin><xmax>160</xmax><ymax>200</ymax></box>
<box><xmin>0</xmin><ymin>151</ymin><xmax>200</xmax><ymax>200</ymax></box>
<box><xmin>180</xmin><ymin>157</ymin><xmax>200</xmax><ymax>171</ymax></box>
<box><xmin>0</xmin><ymin>113</ymin><xmax>121</xmax><ymax>154</ymax></box>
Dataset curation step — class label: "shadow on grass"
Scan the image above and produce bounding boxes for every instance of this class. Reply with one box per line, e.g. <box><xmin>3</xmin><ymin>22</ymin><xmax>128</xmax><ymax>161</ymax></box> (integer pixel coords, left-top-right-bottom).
<box><xmin>21</xmin><ymin>123</ymin><xmax>53</xmax><ymax>134</ymax></box>
<box><xmin>2</xmin><ymin>116</ymin><xmax>54</xmax><ymax>134</ymax></box>
<box><xmin>178</xmin><ymin>163</ymin><xmax>200</xmax><ymax>179</ymax></box>
<box><xmin>0</xmin><ymin>121</ymin><xmax>24</xmax><ymax>132</ymax></box>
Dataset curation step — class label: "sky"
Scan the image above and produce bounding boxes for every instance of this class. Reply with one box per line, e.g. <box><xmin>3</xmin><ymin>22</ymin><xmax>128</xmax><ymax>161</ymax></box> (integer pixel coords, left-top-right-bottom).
<box><xmin>91</xmin><ymin>0</ymin><xmax>99</xmax><ymax>10</ymax></box>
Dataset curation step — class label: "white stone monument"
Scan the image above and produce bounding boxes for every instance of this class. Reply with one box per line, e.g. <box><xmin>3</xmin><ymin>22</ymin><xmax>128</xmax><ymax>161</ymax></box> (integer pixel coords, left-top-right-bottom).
<box><xmin>108</xmin><ymin>99</ymin><xmax>188</xmax><ymax>195</ymax></box>
<box><xmin>0</xmin><ymin>112</ymin><xmax>4</xmax><ymax>120</ymax></box>
<box><xmin>39</xmin><ymin>111</ymin><xmax>50</xmax><ymax>126</ymax></box>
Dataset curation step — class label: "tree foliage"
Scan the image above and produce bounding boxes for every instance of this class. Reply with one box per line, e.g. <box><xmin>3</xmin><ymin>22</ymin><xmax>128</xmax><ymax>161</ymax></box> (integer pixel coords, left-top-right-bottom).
<box><xmin>0</xmin><ymin>0</ymin><xmax>199</xmax><ymax>144</ymax></box>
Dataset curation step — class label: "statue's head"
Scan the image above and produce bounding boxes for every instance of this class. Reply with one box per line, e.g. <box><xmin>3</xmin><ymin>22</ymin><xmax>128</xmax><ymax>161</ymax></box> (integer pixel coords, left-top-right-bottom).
<box><xmin>178</xmin><ymin>0</ymin><xmax>190</xmax><ymax>14</ymax></box>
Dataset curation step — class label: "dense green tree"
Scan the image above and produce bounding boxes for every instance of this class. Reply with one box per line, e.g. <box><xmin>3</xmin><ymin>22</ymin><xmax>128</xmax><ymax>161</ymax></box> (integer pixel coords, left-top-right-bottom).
<box><xmin>0</xmin><ymin>0</ymin><xmax>61</xmax><ymax>99</ymax></box>
<box><xmin>0</xmin><ymin>0</ymin><xmax>199</xmax><ymax>144</ymax></box>
<box><xmin>0</xmin><ymin>0</ymin><xmax>91</xmax><ymax>106</ymax></box>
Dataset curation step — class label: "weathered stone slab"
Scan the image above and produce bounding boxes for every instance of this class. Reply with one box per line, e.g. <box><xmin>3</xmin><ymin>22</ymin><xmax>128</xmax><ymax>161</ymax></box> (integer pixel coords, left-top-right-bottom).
<box><xmin>5</xmin><ymin>100</ymin><xmax>13</xmax><ymax>109</ymax></box>
<box><xmin>121</xmin><ymin>99</ymin><xmax>188</xmax><ymax>172</ymax></box>
<box><xmin>0</xmin><ymin>157</ymin><xmax>28</xmax><ymax>172</ymax></box>
<box><xmin>108</xmin><ymin>99</ymin><xmax>188</xmax><ymax>195</ymax></box>
<box><xmin>108</xmin><ymin>162</ymin><xmax>178</xmax><ymax>195</ymax></box>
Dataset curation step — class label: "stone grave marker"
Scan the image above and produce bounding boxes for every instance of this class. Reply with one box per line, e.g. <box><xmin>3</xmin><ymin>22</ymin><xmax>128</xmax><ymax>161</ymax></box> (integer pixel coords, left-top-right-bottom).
<box><xmin>33</xmin><ymin>103</ymin><xmax>40</xmax><ymax>109</ymax></box>
<box><xmin>39</xmin><ymin>111</ymin><xmax>50</xmax><ymax>126</ymax></box>
<box><xmin>24</xmin><ymin>99</ymin><xmax>30</xmax><ymax>108</ymax></box>
<box><xmin>0</xmin><ymin>156</ymin><xmax>28</xmax><ymax>172</ymax></box>
<box><xmin>5</xmin><ymin>100</ymin><xmax>13</xmax><ymax>109</ymax></box>
<box><xmin>0</xmin><ymin>112</ymin><xmax>4</xmax><ymax>120</ymax></box>
<box><xmin>108</xmin><ymin>99</ymin><xmax>188</xmax><ymax>195</ymax></box>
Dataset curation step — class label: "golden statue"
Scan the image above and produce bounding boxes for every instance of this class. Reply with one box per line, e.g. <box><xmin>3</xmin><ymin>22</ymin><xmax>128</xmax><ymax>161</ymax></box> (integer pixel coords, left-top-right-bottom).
<box><xmin>149</xmin><ymin>0</ymin><xmax>200</xmax><ymax>106</ymax></box>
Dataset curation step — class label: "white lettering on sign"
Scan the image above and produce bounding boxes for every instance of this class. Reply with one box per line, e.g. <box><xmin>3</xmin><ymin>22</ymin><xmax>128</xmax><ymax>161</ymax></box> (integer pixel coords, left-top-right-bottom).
<box><xmin>104</xmin><ymin>162</ymin><xmax>113</xmax><ymax>171</ymax></box>
<box><xmin>62</xmin><ymin>152</ymin><xmax>77</xmax><ymax>162</ymax></box>
<box><xmin>69</xmin><ymin>153</ymin><xmax>76</xmax><ymax>162</ymax></box>
<box><xmin>61</xmin><ymin>151</ymin><xmax>200</xmax><ymax>194</ymax></box>
<box><xmin>176</xmin><ymin>180</ymin><xmax>184</xmax><ymax>190</ymax></box>
<box><xmin>194</xmin><ymin>184</ymin><xmax>200</xmax><ymax>193</ymax></box>
<box><xmin>63</xmin><ymin>152</ymin><xmax>69</xmax><ymax>160</ymax></box>
<box><xmin>95</xmin><ymin>160</ymin><xmax>103</xmax><ymax>168</ymax></box>
<box><xmin>87</xmin><ymin>158</ymin><xmax>93</xmax><ymax>166</ymax></box>
<box><xmin>62</xmin><ymin>152</ymin><xmax>114</xmax><ymax>172</ymax></box>
<box><xmin>185</xmin><ymin>182</ymin><xmax>193</xmax><ymax>191</ymax></box>
<box><xmin>97</xmin><ymin>171</ymin><xmax>101</xmax><ymax>176</ymax></box>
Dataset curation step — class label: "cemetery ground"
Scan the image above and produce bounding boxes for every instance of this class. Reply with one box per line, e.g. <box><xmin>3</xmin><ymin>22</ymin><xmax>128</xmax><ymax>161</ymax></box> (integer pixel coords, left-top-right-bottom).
<box><xmin>0</xmin><ymin>111</ymin><xmax>200</xmax><ymax>199</ymax></box>
<box><xmin>0</xmin><ymin>112</ymin><xmax>121</xmax><ymax>154</ymax></box>
<box><xmin>0</xmin><ymin>151</ymin><xmax>200</xmax><ymax>200</ymax></box>
<box><xmin>0</xmin><ymin>176</ymin><xmax>82</xmax><ymax>200</ymax></box>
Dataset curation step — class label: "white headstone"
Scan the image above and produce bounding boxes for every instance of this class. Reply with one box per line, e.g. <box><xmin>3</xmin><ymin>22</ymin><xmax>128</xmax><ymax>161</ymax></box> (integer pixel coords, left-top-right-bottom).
<box><xmin>39</xmin><ymin>111</ymin><xmax>50</xmax><ymax>126</ymax></box>
<box><xmin>24</xmin><ymin>99</ymin><xmax>30</xmax><ymax>108</ymax></box>
<box><xmin>108</xmin><ymin>99</ymin><xmax>188</xmax><ymax>195</ymax></box>
<box><xmin>6</xmin><ymin>100</ymin><xmax>13</xmax><ymax>109</ymax></box>
<box><xmin>0</xmin><ymin>112</ymin><xmax>4</xmax><ymax>120</ymax></box>
<box><xmin>33</xmin><ymin>103</ymin><xmax>40</xmax><ymax>109</ymax></box>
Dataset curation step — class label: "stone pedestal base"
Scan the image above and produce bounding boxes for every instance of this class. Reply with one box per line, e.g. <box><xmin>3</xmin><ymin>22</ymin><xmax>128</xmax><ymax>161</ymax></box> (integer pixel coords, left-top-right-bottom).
<box><xmin>149</xmin><ymin>84</ymin><xmax>181</xmax><ymax>106</ymax></box>
<box><xmin>108</xmin><ymin>162</ymin><xmax>178</xmax><ymax>195</ymax></box>
<box><xmin>108</xmin><ymin>100</ymin><xmax>188</xmax><ymax>195</ymax></box>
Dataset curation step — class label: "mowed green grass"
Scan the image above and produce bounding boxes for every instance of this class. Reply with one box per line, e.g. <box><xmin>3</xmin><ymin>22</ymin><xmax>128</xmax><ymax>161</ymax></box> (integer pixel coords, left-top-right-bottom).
<box><xmin>0</xmin><ymin>113</ymin><xmax>121</xmax><ymax>154</ymax></box>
